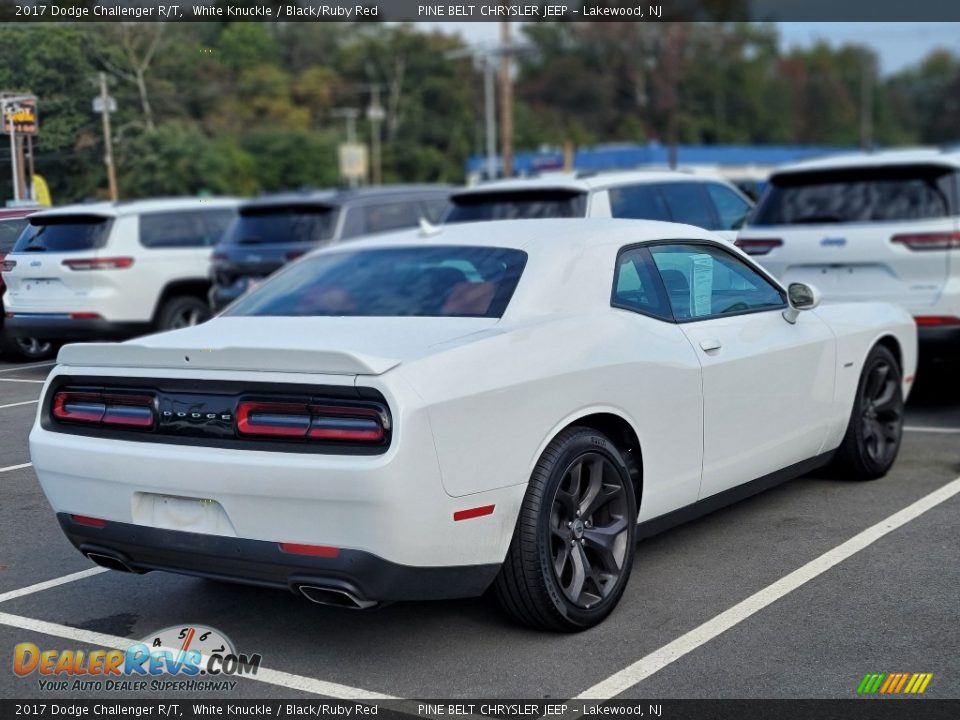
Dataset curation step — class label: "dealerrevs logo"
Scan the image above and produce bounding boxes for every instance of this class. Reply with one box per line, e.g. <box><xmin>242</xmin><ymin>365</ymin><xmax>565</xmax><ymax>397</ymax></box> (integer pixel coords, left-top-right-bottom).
<box><xmin>14</xmin><ymin>625</ymin><xmax>261</xmax><ymax>693</ymax></box>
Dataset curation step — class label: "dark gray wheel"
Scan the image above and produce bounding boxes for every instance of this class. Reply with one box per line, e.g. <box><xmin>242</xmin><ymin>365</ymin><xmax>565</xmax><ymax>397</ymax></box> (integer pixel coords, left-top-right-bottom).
<box><xmin>494</xmin><ymin>426</ymin><xmax>637</xmax><ymax>631</ymax></box>
<box><xmin>156</xmin><ymin>296</ymin><xmax>210</xmax><ymax>331</ymax></box>
<box><xmin>834</xmin><ymin>345</ymin><xmax>904</xmax><ymax>481</ymax></box>
<box><xmin>0</xmin><ymin>334</ymin><xmax>55</xmax><ymax>361</ymax></box>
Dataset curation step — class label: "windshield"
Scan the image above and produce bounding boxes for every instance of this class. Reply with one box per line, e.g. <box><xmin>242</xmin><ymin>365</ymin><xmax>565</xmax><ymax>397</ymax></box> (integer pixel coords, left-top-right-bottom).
<box><xmin>224</xmin><ymin>206</ymin><xmax>338</xmax><ymax>246</ymax></box>
<box><xmin>225</xmin><ymin>246</ymin><xmax>528</xmax><ymax>319</ymax></box>
<box><xmin>445</xmin><ymin>190</ymin><xmax>587</xmax><ymax>223</ymax></box>
<box><xmin>13</xmin><ymin>215</ymin><xmax>113</xmax><ymax>253</ymax></box>
<box><xmin>750</xmin><ymin>165</ymin><xmax>955</xmax><ymax>226</ymax></box>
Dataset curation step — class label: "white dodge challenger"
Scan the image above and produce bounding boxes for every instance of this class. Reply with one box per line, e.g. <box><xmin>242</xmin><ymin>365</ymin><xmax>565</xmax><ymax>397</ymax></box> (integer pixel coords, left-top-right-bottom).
<box><xmin>30</xmin><ymin>219</ymin><xmax>917</xmax><ymax>631</ymax></box>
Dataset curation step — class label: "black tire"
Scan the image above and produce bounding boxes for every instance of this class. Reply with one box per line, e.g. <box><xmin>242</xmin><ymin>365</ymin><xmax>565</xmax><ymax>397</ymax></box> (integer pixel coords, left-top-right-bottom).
<box><xmin>494</xmin><ymin>426</ymin><xmax>637</xmax><ymax>632</ymax></box>
<box><xmin>834</xmin><ymin>344</ymin><xmax>905</xmax><ymax>481</ymax></box>
<box><xmin>155</xmin><ymin>296</ymin><xmax>210</xmax><ymax>332</ymax></box>
<box><xmin>0</xmin><ymin>334</ymin><xmax>56</xmax><ymax>362</ymax></box>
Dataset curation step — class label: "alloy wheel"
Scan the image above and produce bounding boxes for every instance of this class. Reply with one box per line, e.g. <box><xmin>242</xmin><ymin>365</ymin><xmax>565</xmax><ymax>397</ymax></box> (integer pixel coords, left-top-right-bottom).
<box><xmin>548</xmin><ymin>452</ymin><xmax>630</xmax><ymax>609</ymax></box>
<box><xmin>860</xmin><ymin>358</ymin><xmax>903</xmax><ymax>467</ymax></box>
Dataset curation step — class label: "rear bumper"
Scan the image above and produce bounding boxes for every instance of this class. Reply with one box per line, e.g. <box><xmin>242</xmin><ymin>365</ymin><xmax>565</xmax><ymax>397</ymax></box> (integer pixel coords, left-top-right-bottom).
<box><xmin>4</xmin><ymin>313</ymin><xmax>151</xmax><ymax>341</ymax></box>
<box><xmin>58</xmin><ymin>514</ymin><xmax>500</xmax><ymax>603</ymax></box>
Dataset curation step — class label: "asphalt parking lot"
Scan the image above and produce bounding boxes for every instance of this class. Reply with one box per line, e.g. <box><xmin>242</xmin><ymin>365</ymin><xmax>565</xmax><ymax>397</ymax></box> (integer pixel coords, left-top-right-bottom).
<box><xmin>0</xmin><ymin>352</ymin><xmax>957</xmax><ymax>701</ymax></box>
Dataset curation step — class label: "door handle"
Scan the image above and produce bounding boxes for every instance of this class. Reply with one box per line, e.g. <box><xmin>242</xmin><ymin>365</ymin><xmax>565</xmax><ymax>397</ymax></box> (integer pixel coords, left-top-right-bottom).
<box><xmin>699</xmin><ymin>339</ymin><xmax>722</xmax><ymax>352</ymax></box>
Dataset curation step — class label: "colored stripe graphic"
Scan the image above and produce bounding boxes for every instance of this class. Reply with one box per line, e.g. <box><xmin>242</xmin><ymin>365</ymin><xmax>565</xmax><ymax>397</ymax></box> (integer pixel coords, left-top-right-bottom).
<box><xmin>858</xmin><ymin>672</ymin><xmax>932</xmax><ymax>694</ymax></box>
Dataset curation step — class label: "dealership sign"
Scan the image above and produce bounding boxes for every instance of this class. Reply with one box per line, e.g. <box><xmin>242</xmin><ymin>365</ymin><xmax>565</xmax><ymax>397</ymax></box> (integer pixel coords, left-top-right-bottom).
<box><xmin>1</xmin><ymin>96</ymin><xmax>38</xmax><ymax>135</ymax></box>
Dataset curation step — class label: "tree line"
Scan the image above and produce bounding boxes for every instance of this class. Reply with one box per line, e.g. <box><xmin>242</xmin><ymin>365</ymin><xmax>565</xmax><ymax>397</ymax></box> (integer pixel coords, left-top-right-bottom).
<box><xmin>0</xmin><ymin>21</ymin><xmax>957</xmax><ymax>204</ymax></box>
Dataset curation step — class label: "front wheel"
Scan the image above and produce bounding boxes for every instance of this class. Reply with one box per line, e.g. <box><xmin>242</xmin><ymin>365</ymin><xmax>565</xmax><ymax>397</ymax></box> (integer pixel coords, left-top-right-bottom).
<box><xmin>494</xmin><ymin>427</ymin><xmax>637</xmax><ymax>631</ymax></box>
<box><xmin>834</xmin><ymin>344</ymin><xmax>904</xmax><ymax>481</ymax></box>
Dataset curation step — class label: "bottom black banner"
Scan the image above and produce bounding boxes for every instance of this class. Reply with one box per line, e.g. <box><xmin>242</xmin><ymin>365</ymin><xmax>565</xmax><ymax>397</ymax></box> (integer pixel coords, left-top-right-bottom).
<box><xmin>2</xmin><ymin>699</ymin><xmax>959</xmax><ymax>720</ymax></box>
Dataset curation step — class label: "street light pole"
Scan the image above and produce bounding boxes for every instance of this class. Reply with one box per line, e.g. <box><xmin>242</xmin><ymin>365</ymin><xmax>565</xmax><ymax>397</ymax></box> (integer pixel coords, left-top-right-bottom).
<box><xmin>6</xmin><ymin>104</ymin><xmax>18</xmax><ymax>203</ymax></box>
<box><xmin>483</xmin><ymin>57</ymin><xmax>497</xmax><ymax>180</ymax></box>
<box><xmin>498</xmin><ymin>21</ymin><xmax>514</xmax><ymax>178</ymax></box>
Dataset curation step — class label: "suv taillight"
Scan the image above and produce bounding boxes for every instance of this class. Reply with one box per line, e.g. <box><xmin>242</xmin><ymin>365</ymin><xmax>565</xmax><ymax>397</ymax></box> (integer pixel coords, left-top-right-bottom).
<box><xmin>52</xmin><ymin>390</ymin><xmax>156</xmax><ymax>429</ymax></box>
<box><xmin>735</xmin><ymin>238</ymin><xmax>783</xmax><ymax>256</ymax></box>
<box><xmin>62</xmin><ymin>257</ymin><xmax>134</xmax><ymax>270</ymax></box>
<box><xmin>236</xmin><ymin>401</ymin><xmax>387</xmax><ymax>442</ymax></box>
<box><xmin>891</xmin><ymin>232</ymin><xmax>960</xmax><ymax>251</ymax></box>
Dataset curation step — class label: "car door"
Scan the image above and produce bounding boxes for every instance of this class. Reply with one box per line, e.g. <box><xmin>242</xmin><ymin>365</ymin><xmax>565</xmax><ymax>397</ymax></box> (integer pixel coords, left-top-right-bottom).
<box><xmin>648</xmin><ymin>241</ymin><xmax>836</xmax><ymax>500</ymax></box>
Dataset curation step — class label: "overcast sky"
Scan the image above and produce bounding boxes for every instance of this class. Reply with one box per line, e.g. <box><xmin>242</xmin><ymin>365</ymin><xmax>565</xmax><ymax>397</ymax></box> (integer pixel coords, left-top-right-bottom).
<box><xmin>416</xmin><ymin>22</ymin><xmax>960</xmax><ymax>75</ymax></box>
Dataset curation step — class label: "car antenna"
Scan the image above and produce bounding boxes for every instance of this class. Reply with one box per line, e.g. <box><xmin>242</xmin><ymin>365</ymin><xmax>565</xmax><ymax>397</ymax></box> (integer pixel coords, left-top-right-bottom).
<box><xmin>419</xmin><ymin>216</ymin><xmax>443</xmax><ymax>238</ymax></box>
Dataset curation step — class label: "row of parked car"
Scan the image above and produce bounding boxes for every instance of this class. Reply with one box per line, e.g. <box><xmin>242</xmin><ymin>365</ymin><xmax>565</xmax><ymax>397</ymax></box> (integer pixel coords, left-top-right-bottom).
<box><xmin>1</xmin><ymin>147</ymin><xmax>958</xmax><ymax>361</ymax></box>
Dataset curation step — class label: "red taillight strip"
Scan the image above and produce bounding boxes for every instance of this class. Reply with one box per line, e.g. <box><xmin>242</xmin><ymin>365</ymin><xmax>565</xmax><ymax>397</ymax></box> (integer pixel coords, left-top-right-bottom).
<box><xmin>236</xmin><ymin>400</ymin><xmax>387</xmax><ymax>442</ymax></box>
<box><xmin>734</xmin><ymin>238</ymin><xmax>783</xmax><ymax>256</ymax></box>
<box><xmin>278</xmin><ymin>542</ymin><xmax>340</xmax><ymax>557</ymax></box>
<box><xmin>70</xmin><ymin>312</ymin><xmax>103</xmax><ymax>320</ymax></box>
<box><xmin>914</xmin><ymin>316</ymin><xmax>960</xmax><ymax>326</ymax></box>
<box><xmin>62</xmin><ymin>257</ymin><xmax>135</xmax><ymax>270</ymax></box>
<box><xmin>52</xmin><ymin>390</ymin><xmax>155</xmax><ymax>429</ymax></box>
<box><xmin>453</xmin><ymin>504</ymin><xmax>496</xmax><ymax>522</ymax></box>
<box><xmin>71</xmin><ymin>515</ymin><xmax>107</xmax><ymax>528</ymax></box>
<box><xmin>892</xmin><ymin>232</ymin><xmax>960</xmax><ymax>251</ymax></box>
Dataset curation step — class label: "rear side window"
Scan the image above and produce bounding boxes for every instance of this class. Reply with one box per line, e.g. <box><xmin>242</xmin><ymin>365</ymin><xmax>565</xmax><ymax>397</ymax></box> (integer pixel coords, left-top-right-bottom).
<box><xmin>609</xmin><ymin>184</ymin><xmax>670</xmax><ymax>222</ymax></box>
<box><xmin>751</xmin><ymin>165</ymin><xmax>955</xmax><ymax>226</ymax></box>
<box><xmin>658</xmin><ymin>183</ymin><xmax>717</xmax><ymax>230</ymax></box>
<box><xmin>445</xmin><ymin>190</ymin><xmax>587</xmax><ymax>222</ymax></box>
<box><xmin>225</xmin><ymin>246</ymin><xmax>527</xmax><ymax>319</ymax></box>
<box><xmin>14</xmin><ymin>215</ymin><xmax>113</xmax><ymax>253</ymax></box>
<box><xmin>611</xmin><ymin>246</ymin><xmax>672</xmax><ymax>321</ymax></box>
<box><xmin>0</xmin><ymin>218</ymin><xmax>28</xmax><ymax>253</ymax></box>
<box><xmin>140</xmin><ymin>210</ymin><xmax>233</xmax><ymax>248</ymax></box>
<box><xmin>225</xmin><ymin>206</ymin><xmax>338</xmax><ymax>246</ymax></box>
<box><xmin>706</xmin><ymin>183</ymin><xmax>753</xmax><ymax>230</ymax></box>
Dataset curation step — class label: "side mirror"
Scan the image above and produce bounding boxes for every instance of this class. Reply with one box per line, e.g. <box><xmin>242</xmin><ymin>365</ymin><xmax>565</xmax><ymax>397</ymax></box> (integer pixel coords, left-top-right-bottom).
<box><xmin>783</xmin><ymin>282</ymin><xmax>821</xmax><ymax>324</ymax></box>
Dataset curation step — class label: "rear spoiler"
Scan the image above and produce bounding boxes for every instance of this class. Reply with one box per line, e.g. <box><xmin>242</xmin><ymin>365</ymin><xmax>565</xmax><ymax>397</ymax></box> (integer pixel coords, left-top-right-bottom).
<box><xmin>56</xmin><ymin>343</ymin><xmax>399</xmax><ymax>376</ymax></box>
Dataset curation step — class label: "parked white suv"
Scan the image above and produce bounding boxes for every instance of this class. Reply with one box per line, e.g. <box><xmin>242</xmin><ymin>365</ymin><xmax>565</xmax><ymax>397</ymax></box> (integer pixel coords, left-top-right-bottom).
<box><xmin>1</xmin><ymin>198</ymin><xmax>238</xmax><ymax>342</ymax></box>
<box><xmin>736</xmin><ymin>150</ymin><xmax>958</xmax><ymax>356</ymax></box>
<box><xmin>444</xmin><ymin>170</ymin><xmax>753</xmax><ymax>241</ymax></box>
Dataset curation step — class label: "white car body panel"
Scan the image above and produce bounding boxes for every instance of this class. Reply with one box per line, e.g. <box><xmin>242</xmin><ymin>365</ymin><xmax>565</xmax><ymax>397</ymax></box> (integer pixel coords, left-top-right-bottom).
<box><xmin>29</xmin><ymin>219</ymin><xmax>918</xmax><ymax>601</ymax></box>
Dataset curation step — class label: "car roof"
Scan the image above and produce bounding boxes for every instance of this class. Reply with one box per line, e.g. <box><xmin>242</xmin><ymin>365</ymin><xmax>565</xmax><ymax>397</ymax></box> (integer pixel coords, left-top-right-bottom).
<box><xmin>451</xmin><ymin>170</ymin><xmax>732</xmax><ymax>198</ymax></box>
<box><xmin>27</xmin><ymin>197</ymin><xmax>241</xmax><ymax>220</ymax></box>
<box><xmin>312</xmin><ymin>217</ymin><xmax>720</xmax><ymax>255</ymax></box>
<box><xmin>772</xmin><ymin>148</ymin><xmax>960</xmax><ymax>175</ymax></box>
<box><xmin>240</xmin><ymin>185</ymin><xmax>453</xmax><ymax>211</ymax></box>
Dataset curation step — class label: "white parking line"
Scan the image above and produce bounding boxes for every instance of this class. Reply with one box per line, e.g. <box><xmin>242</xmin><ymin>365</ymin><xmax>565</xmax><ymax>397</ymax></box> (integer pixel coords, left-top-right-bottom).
<box><xmin>0</xmin><ymin>611</ymin><xmax>395</xmax><ymax>699</ymax></box>
<box><xmin>575</xmin><ymin>474</ymin><xmax>960</xmax><ymax>700</ymax></box>
<box><xmin>0</xmin><ymin>378</ymin><xmax>44</xmax><ymax>384</ymax></box>
<box><xmin>0</xmin><ymin>462</ymin><xmax>31</xmax><ymax>473</ymax></box>
<box><xmin>905</xmin><ymin>425</ymin><xmax>960</xmax><ymax>434</ymax></box>
<box><xmin>0</xmin><ymin>399</ymin><xmax>38</xmax><ymax>410</ymax></box>
<box><xmin>0</xmin><ymin>568</ymin><xmax>107</xmax><ymax>604</ymax></box>
<box><xmin>0</xmin><ymin>362</ymin><xmax>54</xmax><ymax>374</ymax></box>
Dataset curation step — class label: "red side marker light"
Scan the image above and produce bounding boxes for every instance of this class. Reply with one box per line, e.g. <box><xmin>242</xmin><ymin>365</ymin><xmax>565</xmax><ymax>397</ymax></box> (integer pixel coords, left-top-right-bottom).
<box><xmin>278</xmin><ymin>542</ymin><xmax>340</xmax><ymax>558</ymax></box>
<box><xmin>453</xmin><ymin>504</ymin><xmax>495</xmax><ymax>522</ymax></box>
<box><xmin>914</xmin><ymin>316</ymin><xmax>960</xmax><ymax>327</ymax></box>
<box><xmin>71</xmin><ymin>515</ymin><xmax>107</xmax><ymax>528</ymax></box>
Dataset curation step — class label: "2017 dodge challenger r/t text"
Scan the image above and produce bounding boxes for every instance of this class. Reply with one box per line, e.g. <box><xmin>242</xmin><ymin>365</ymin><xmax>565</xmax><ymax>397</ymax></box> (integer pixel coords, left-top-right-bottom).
<box><xmin>29</xmin><ymin>219</ymin><xmax>917</xmax><ymax>631</ymax></box>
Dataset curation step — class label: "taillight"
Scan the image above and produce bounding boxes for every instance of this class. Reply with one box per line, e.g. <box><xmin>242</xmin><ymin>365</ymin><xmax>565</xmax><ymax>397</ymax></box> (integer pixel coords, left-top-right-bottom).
<box><xmin>71</xmin><ymin>515</ymin><xmax>108</xmax><ymax>528</ymax></box>
<box><xmin>891</xmin><ymin>232</ymin><xmax>960</xmax><ymax>251</ymax></box>
<box><xmin>0</xmin><ymin>259</ymin><xmax>15</xmax><ymax>272</ymax></box>
<box><xmin>211</xmin><ymin>252</ymin><xmax>228</xmax><ymax>263</ymax></box>
<box><xmin>914</xmin><ymin>316</ymin><xmax>960</xmax><ymax>326</ymax></box>
<box><xmin>236</xmin><ymin>400</ymin><xmax>387</xmax><ymax>442</ymax></box>
<box><xmin>735</xmin><ymin>238</ymin><xmax>783</xmax><ymax>256</ymax></box>
<box><xmin>70</xmin><ymin>312</ymin><xmax>103</xmax><ymax>320</ymax></box>
<box><xmin>62</xmin><ymin>257</ymin><xmax>134</xmax><ymax>270</ymax></box>
<box><xmin>52</xmin><ymin>390</ymin><xmax>155</xmax><ymax>429</ymax></box>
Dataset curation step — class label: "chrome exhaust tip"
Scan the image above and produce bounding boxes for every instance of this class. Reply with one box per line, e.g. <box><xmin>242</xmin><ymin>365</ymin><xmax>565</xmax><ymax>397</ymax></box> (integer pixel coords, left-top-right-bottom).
<box><xmin>298</xmin><ymin>584</ymin><xmax>378</xmax><ymax>610</ymax></box>
<box><xmin>85</xmin><ymin>551</ymin><xmax>136</xmax><ymax>574</ymax></box>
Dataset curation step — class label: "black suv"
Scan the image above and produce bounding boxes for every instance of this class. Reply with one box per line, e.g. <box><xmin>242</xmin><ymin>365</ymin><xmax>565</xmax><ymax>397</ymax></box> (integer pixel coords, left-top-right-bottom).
<box><xmin>209</xmin><ymin>186</ymin><xmax>451</xmax><ymax>311</ymax></box>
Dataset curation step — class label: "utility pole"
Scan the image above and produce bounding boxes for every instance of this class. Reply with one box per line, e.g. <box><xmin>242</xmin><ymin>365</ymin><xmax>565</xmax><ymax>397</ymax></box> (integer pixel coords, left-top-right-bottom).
<box><xmin>483</xmin><ymin>56</ymin><xmax>497</xmax><ymax>180</ymax></box>
<box><xmin>366</xmin><ymin>85</ymin><xmax>385</xmax><ymax>186</ymax></box>
<box><xmin>499</xmin><ymin>20</ymin><xmax>514</xmax><ymax>178</ymax></box>
<box><xmin>860</xmin><ymin>53</ymin><xmax>874</xmax><ymax>151</ymax></box>
<box><xmin>98</xmin><ymin>72</ymin><xmax>118</xmax><ymax>201</ymax></box>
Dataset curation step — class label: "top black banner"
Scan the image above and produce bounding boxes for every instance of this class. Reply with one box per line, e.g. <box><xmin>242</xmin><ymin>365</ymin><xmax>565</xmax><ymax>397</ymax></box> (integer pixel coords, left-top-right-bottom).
<box><xmin>3</xmin><ymin>0</ymin><xmax>960</xmax><ymax>22</ymax></box>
